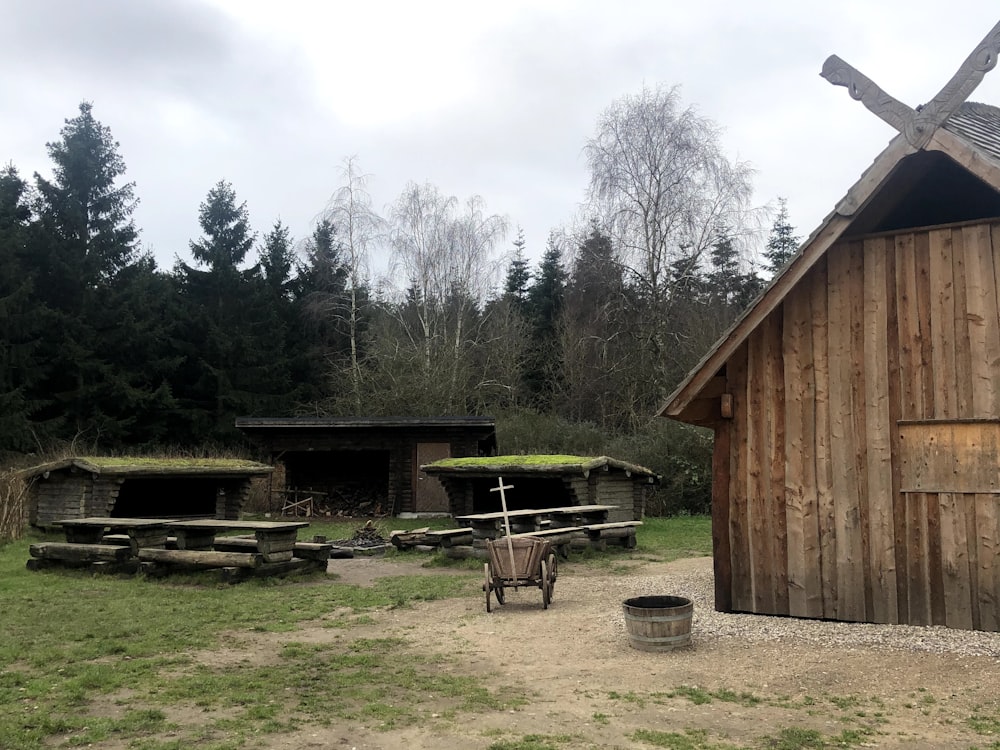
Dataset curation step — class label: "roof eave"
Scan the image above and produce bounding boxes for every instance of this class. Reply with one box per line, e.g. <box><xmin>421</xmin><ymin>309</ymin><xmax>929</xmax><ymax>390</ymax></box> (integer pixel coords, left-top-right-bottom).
<box><xmin>661</xmin><ymin>125</ymin><xmax>1000</xmax><ymax>424</ymax></box>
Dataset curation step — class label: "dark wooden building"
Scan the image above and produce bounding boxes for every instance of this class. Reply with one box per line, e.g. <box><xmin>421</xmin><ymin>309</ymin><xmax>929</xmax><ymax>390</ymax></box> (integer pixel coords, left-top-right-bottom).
<box><xmin>662</xmin><ymin>27</ymin><xmax>1000</xmax><ymax>631</ymax></box>
<box><xmin>235</xmin><ymin>416</ymin><xmax>497</xmax><ymax>515</ymax></box>
<box><xmin>420</xmin><ymin>455</ymin><xmax>657</xmax><ymax>521</ymax></box>
<box><xmin>22</xmin><ymin>457</ymin><xmax>273</xmax><ymax>529</ymax></box>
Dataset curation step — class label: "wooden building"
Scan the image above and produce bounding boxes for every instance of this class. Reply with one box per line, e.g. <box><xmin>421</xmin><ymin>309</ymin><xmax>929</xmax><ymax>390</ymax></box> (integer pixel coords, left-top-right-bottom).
<box><xmin>661</xmin><ymin>25</ymin><xmax>1000</xmax><ymax>631</ymax></box>
<box><xmin>235</xmin><ymin>416</ymin><xmax>497</xmax><ymax>515</ymax></box>
<box><xmin>420</xmin><ymin>455</ymin><xmax>657</xmax><ymax>521</ymax></box>
<box><xmin>22</xmin><ymin>457</ymin><xmax>273</xmax><ymax>529</ymax></box>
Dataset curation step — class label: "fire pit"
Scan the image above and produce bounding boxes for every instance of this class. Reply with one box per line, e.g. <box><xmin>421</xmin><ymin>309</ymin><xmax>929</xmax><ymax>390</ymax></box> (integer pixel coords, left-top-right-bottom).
<box><xmin>330</xmin><ymin>521</ymin><xmax>391</xmax><ymax>556</ymax></box>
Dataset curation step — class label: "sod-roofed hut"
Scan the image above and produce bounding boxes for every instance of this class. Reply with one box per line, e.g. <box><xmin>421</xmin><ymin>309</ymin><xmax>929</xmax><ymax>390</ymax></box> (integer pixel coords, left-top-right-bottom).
<box><xmin>660</xmin><ymin>26</ymin><xmax>1000</xmax><ymax>631</ymax></box>
<box><xmin>22</xmin><ymin>457</ymin><xmax>273</xmax><ymax>528</ymax></box>
<box><xmin>235</xmin><ymin>416</ymin><xmax>497</xmax><ymax>516</ymax></box>
<box><xmin>420</xmin><ymin>455</ymin><xmax>658</xmax><ymax>521</ymax></box>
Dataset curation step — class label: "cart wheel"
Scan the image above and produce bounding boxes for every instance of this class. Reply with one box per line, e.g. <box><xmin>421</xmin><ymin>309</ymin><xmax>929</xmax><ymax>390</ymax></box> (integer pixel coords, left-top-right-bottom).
<box><xmin>546</xmin><ymin>553</ymin><xmax>557</xmax><ymax>601</ymax></box>
<box><xmin>484</xmin><ymin>563</ymin><xmax>492</xmax><ymax>613</ymax></box>
<box><xmin>540</xmin><ymin>560</ymin><xmax>550</xmax><ymax>609</ymax></box>
<box><xmin>495</xmin><ymin>581</ymin><xmax>505</xmax><ymax>605</ymax></box>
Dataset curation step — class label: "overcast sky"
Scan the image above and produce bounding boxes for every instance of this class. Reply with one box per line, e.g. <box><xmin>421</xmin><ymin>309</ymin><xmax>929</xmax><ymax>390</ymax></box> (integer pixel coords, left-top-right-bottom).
<box><xmin>5</xmin><ymin>1</ymin><xmax>1000</xmax><ymax>278</ymax></box>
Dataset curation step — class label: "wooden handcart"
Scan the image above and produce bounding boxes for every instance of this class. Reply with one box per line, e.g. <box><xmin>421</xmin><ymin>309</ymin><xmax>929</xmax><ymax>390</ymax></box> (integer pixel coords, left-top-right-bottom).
<box><xmin>483</xmin><ymin>536</ymin><xmax>557</xmax><ymax>612</ymax></box>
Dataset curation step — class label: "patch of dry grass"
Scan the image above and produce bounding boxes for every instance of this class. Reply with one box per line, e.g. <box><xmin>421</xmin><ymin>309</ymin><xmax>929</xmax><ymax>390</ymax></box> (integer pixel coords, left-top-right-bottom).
<box><xmin>0</xmin><ymin>468</ymin><xmax>29</xmax><ymax>543</ymax></box>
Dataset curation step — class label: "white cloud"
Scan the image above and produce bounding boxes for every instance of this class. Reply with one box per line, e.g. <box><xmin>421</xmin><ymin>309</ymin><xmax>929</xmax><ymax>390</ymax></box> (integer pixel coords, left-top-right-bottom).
<box><xmin>4</xmin><ymin>0</ymin><xmax>1000</xmax><ymax>272</ymax></box>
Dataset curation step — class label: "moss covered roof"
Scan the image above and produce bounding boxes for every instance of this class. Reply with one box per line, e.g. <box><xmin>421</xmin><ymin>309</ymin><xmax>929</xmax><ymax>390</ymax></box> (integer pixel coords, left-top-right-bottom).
<box><xmin>21</xmin><ymin>456</ymin><xmax>273</xmax><ymax>478</ymax></box>
<box><xmin>422</xmin><ymin>454</ymin><xmax>658</xmax><ymax>479</ymax></box>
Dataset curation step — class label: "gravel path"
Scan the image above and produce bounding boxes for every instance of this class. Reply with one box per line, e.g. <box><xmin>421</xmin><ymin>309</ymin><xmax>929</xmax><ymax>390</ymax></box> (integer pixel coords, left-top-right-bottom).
<box><xmin>613</xmin><ymin>557</ymin><xmax>1000</xmax><ymax>658</ymax></box>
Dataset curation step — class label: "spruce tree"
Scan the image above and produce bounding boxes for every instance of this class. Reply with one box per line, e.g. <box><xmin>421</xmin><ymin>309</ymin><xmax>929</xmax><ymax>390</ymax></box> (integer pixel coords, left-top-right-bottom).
<box><xmin>30</xmin><ymin>102</ymin><xmax>151</xmax><ymax>445</ymax></box>
<box><xmin>0</xmin><ymin>165</ymin><xmax>45</xmax><ymax>451</ymax></box>
<box><xmin>503</xmin><ymin>227</ymin><xmax>531</xmax><ymax>307</ymax></box>
<box><xmin>524</xmin><ymin>235</ymin><xmax>567</xmax><ymax>409</ymax></box>
<box><xmin>764</xmin><ymin>197</ymin><xmax>800</xmax><ymax>275</ymax></box>
<box><xmin>176</xmin><ymin>181</ymin><xmax>277</xmax><ymax>441</ymax></box>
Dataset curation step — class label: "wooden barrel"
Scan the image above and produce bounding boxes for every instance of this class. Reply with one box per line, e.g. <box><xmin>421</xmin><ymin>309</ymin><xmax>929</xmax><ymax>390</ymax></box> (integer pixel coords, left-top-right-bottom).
<box><xmin>622</xmin><ymin>595</ymin><xmax>693</xmax><ymax>652</ymax></box>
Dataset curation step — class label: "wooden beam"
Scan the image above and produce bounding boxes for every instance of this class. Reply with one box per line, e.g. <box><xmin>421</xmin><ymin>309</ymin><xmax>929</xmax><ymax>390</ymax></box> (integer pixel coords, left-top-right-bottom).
<box><xmin>29</xmin><ymin>543</ymin><xmax>132</xmax><ymax>563</ymax></box>
<box><xmin>911</xmin><ymin>21</ymin><xmax>1000</xmax><ymax>145</ymax></box>
<box><xmin>820</xmin><ymin>55</ymin><xmax>915</xmax><ymax>133</ymax></box>
<box><xmin>137</xmin><ymin>548</ymin><xmax>263</xmax><ymax>569</ymax></box>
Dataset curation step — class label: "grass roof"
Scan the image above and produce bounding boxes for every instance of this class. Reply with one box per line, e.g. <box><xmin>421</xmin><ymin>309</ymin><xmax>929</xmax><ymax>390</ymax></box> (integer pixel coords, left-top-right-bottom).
<box><xmin>21</xmin><ymin>456</ymin><xmax>272</xmax><ymax>478</ymax></box>
<box><xmin>423</xmin><ymin>454</ymin><xmax>658</xmax><ymax>478</ymax></box>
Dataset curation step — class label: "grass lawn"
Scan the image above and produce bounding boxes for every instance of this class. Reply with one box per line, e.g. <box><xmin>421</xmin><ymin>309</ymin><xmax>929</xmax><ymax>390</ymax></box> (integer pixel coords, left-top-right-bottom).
<box><xmin>0</xmin><ymin>515</ymin><xmax>711</xmax><ymax>749</ymax></box>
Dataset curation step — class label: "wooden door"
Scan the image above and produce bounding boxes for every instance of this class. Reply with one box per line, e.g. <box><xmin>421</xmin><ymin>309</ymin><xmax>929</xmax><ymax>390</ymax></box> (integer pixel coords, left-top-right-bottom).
<box><xmin>414</xmin><ymin>442</ymin><xmax>451</xmax><ymax>513</ymax></box>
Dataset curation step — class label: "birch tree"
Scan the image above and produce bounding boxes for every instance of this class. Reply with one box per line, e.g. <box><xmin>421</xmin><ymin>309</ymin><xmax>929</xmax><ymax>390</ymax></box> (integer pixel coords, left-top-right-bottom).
<box><xmin>386</xmin><ymin>182</ymin><xmax>508</xmax><ymax>410</ymax></box>
<box><xmin>318</xmin><ymin>158</ymin><xmax>383</xmax><ymax>408</ymax></box>
<box><xmin>585</xmin><ymin>84</ymin><xmax>761</xmax><ymax>388</ymax></box>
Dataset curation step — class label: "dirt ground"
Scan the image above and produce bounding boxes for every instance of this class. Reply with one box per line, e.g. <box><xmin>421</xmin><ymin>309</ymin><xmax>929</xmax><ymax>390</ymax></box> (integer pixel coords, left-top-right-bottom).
<box><xmin>204</xmin><ymin>555</ymin><xmax>1000</xmax><ymax>749</ymax></box>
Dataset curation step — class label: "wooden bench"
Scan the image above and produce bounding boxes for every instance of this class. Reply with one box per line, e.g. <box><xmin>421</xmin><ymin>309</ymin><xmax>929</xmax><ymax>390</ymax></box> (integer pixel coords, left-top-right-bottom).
<box><xmin>29</xmin><ymin>542</ymin><xmax>134</xmax><ymax>564</ymax></box>
<box><xmin>212</xmin><ymin>536</ymin><xmax>333</xmax><ymax>561</ymax></box>
<box><xmin>137</xmin><ymin>548</ymin><xmax>263</xmax><ymax>569</ymax></box>
<box><xmin>424</xmin><ymin>528</ymin><xmax>474</xmax><ymax>547</ymax></box>
<box><xmin>506</xmin><ymin>527</ymin><xmax>586</xmax><ymax>558</ymax></box>
<box><xmin>166</xmin><ymin>520</ymin><xmax>308</xmax><ymax>563</ymax></box>
<box><xmin>57</xmin><ymin>517</ymin><xmax>175</xmax><ymax>552</ymax></box>
<box><xmin>582</xmin><ymin>521</ymin><xmax>642</xmax><ymax>549</ymax></box>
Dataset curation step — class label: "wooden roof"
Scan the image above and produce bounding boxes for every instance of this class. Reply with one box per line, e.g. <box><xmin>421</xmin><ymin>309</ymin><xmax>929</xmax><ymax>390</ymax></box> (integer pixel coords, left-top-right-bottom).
<box><xmin>20</xmin><ymin>457</ymin><xmax>273</xmax><ymax>480</ymax></box>
<box><xmin>661</xmin><ymin>60</ymin><xmax>1000</xmax><ymax>424</ymax></box>
<box><xmin>235</xmin><ymin>416</ymin><xmax>496</xmax><ymax>431</ymax></box>
<box><xmin>421</xmin><ymin>454</ymin><xmax>659</xmax><ymax>481</ymax></box>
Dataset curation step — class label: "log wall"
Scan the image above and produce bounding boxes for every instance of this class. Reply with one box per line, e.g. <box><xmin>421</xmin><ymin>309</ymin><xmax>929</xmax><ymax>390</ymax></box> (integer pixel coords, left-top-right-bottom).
<box><xmin>720</xmin><ymin>219</ymin><xmax>1000</xmax><ymax>630</ymax></box>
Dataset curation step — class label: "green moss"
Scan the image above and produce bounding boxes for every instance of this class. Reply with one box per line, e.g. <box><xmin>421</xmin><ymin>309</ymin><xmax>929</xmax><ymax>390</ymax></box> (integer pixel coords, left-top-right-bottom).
<box><xmin>430</xmin><ymin>454</ymin><xmax>595</xmax><ymax>469</ymax></box>
<box><xmin>79</xmin><ymin>456</ymin><xmax>266</xmax><ymax>471</ymax></box>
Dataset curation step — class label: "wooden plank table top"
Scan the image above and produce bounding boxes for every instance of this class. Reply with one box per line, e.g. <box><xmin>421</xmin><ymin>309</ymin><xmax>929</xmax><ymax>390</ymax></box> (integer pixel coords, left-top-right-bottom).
<box><xmin>57</xmin><ymin>517</ymin><xmax>177</xmax><ymax>550</ymax></box>
<box><xmin>58</xmin><ymin>517</ymin><xmax>178</xmax><ymax>528</ymax></box>
<box><xmin>455</xmin><ymin>505</ymin><xmax>616</xmax><ymax>522</ymax></box>
<box><xmin>166</xmin><ymin>519</ymin><xmax>309</xmax><ymax>532</ymax></box>
<box><xmin>166</xmin><ymin>519</ymin><xmax>309</xmax><ymax>561</ymax></box>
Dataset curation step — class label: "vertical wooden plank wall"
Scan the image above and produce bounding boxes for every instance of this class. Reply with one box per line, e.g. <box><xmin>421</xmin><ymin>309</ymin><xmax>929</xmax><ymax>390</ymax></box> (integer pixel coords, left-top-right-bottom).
<box><xmin>721</xmin><ymin>219</ymin><xmax>1000</xmax><ymax>630</ymax></box>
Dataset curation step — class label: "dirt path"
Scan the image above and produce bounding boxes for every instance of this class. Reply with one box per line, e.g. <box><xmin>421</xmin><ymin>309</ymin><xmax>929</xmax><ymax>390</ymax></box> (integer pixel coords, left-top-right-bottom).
<box><xmin>244</xmin><ymin>555</ymin><xmax>1000</xmax><ymax>749</ymax></box>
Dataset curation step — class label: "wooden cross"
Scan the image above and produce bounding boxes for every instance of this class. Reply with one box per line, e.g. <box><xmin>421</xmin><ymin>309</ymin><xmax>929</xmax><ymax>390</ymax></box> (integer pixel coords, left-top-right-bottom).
<box><xmin>821</xmin><ymin>21</ymin><xmax>1000</xmax><ymax>148</ymax></box>
<box><xmin>490</xmin><ymin>477</ymin><xmax>519</xmax><ymax>588</ymax></box>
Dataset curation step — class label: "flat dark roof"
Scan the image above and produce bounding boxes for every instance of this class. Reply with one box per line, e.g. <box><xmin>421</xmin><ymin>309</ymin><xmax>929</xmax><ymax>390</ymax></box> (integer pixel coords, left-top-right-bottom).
<box><xmin>235</xmin><ymin>416</ymin><xmax>496</xmax><ymax>430</ymax></box>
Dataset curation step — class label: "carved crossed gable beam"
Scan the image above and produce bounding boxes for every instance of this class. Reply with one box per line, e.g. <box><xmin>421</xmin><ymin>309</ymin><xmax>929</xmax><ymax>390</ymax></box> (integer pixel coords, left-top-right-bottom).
<box><xmin>821</xmin><ymin>20</ymin><xmax>1000</xmax><ymax>149</ymax></box>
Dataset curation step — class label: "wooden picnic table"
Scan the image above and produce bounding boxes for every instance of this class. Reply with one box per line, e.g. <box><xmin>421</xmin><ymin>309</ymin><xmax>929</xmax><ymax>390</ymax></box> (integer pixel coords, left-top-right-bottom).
<box><xmin>455</xmin><ymin>505</ymin><xmax>618</xmax><ymax>542</ymax></box>
<box><xmin>36</xmin><ymin>517</ymin><xmax>321</xmax><ymax>580</ymax></box>
<box><xmin>165</xmin><ymin>519</ymin><xmax>309</xmax><ymax>562</ymax></box>
<box><xmin>57</xmin><ymin>517</ymin><xmax>176</xmax><ymax>550</ymax></box>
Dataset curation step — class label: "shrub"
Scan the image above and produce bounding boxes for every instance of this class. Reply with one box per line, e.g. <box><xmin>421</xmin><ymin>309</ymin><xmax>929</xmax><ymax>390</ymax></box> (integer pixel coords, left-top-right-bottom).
<box><xmin>0</xmin><ymin>468</ymin><xmax>29</xmax><ymax>543</ymax></box>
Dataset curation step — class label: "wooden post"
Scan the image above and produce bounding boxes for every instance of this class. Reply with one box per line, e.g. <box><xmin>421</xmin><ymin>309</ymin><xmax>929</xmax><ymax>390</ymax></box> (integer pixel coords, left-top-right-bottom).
<box><xmin>490</xmin><ymin>477</ymin><xmax>518</xmax><ymax>588</ymax></box>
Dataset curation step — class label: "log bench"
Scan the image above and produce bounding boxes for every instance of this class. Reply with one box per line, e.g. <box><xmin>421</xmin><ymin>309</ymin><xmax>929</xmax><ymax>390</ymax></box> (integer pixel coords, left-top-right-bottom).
<box><xmin>212</xmin><ymin>536</ymin><xmax>334</xmax><ymax>561</ymax></box>
<box><xmin>166</xmin><ymin>520</ymin><xmax>308</xmax><ymax>563</ymax></box>
<box><xmin>424</xmin><ymin>528</ymin><xmax>474</xmax><ymax>548</ymax></box>
<box><xmin>137</xmin><ymin>548</ymin><xmax>263</xmax><ymax>569</ymax></box>
<box><xmin>582</xmin><ymin>521</ymin><xmax>642</xmax><ymax>549</ymax></box>
<box><xmin>505</xmin><ymin>527</ymin><xmax>586</xmax><ymax>558</ymax></box>
<box><xmin>29</xmin><ymin>542</ymin><xmax>134</xmax><ymax>564</ymax></box>
<box><xmin>57</xmin><ymin>517</ymin><xmax>175</xmax><ymax>553</ymax></box>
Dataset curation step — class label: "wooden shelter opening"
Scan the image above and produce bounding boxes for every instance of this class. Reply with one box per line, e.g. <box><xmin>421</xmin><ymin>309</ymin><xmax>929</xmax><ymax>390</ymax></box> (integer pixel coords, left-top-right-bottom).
<box><xmin>20</xmin><ymin>458</ymin><xmax>272</xmax><ymax>528</ymax></box>
<box><xmin>113</xmin><ymin>478</ymin><xmax>221</xmax><ymax>518</ymax></box>
<box><xmin>420</xmin><ymin>456</ymin><xmax>658</xmax><ymax>520</ymax></box>
<box><xmin>466</xmin><ymin>476</ymin><xmax>571</xmax><ymax>513</ymax></box>
<box><xmin>235</xmin><ymin>417</ymin><xmax>497</xmax><ymax>516</ymax></box>
<box><xmin>282</xmin><ymin>450</ymin><xmax>390</xmax><ymax>510</ymax></box>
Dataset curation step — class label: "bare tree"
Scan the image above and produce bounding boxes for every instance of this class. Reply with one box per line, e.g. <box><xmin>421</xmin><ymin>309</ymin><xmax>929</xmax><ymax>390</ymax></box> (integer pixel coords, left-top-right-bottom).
<box><xmin>585</xmin><ymin>84</ymin><xmax>762</xmax><ymax>392</ymax></box>
<box><xmin>318</xmin><ymin>157</ymin><xmax>385</xmax><ymax>409</ymax></box>
<box><xmin>387</xmin><ymin>182</ymin><xmax>508</xmax><ymax>409</ymax></box>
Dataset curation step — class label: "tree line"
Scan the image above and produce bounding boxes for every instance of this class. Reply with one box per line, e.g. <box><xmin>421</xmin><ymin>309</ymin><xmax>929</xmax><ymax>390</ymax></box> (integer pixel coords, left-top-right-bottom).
<box><xmin>1</xmin><ymin>88</ymin><xmax>799</xmax><ymax>512</ymax></box>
